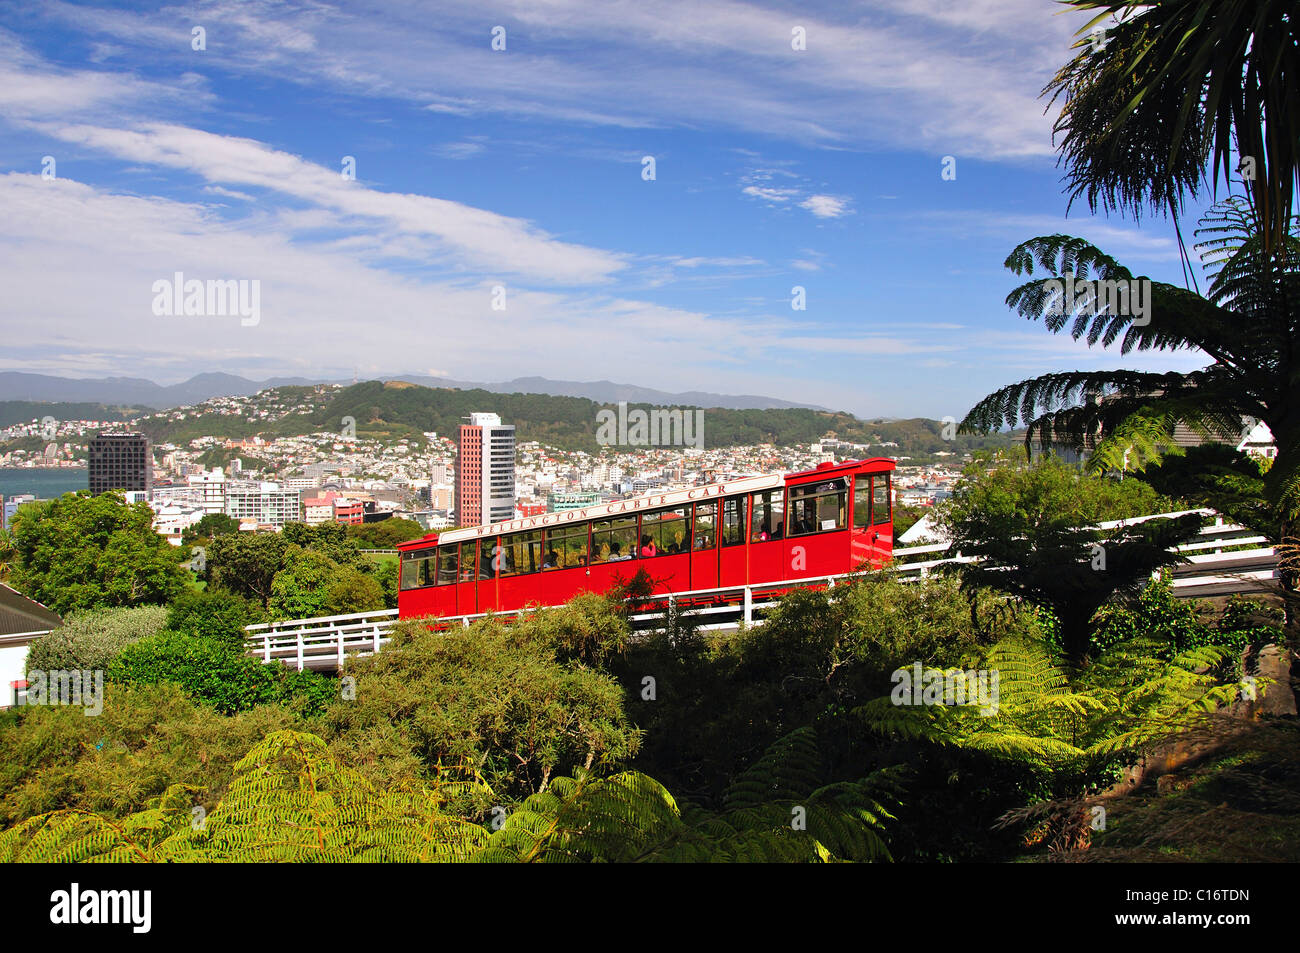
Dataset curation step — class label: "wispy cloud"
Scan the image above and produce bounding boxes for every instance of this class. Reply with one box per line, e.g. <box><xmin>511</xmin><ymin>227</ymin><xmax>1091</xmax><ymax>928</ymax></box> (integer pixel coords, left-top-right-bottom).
<box><xmin>32</xmin><ymin>0</ymin><xmax>1085</xmax><ymax>158</ymax></box>
<box><xmin>432</xmin><ymin>139</ymin><xmax>486</xmax><ymax>160</ymax></box>
<box><xmin>34</xmin><ymin>121</ymin><xmax>628</xmax><ymax>284</ymax></box>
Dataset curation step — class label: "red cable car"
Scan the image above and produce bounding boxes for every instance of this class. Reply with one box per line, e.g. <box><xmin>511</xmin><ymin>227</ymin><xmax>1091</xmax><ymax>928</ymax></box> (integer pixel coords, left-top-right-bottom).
<box><xmin>396</xmin><ymin>458</ymin><xmax>895</xmax><ymax>619</ymax></box>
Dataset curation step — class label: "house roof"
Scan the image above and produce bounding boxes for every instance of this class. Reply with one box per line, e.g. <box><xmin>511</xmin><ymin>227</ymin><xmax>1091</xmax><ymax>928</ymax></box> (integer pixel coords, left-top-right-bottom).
<box><xmin>0</xmin><ymin>583</ymin><xmax>62</xmax><ymax>637</ymax></box>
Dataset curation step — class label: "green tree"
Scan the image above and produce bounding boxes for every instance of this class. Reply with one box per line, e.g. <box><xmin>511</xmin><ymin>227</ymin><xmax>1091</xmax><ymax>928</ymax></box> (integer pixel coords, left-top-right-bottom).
<box><xmin>6</xmin><ymin>492</ymin><xmax>187</xmax><ymax>615</ymax></box>
<box><xmin>181</xmin><ymin>512</ymin><xmax>239</xmax><ymax>545</ymax></box>
<box><xmin>268</xmin><ymin>549</ymin><xmax>339</xmax><ymax>620</ymax></box>
<box><xmin>206</xmin><ymin>532</ymin><xmax>287</xmax><ymax>608</ymax></box>
<box><xmin>346</xmin><ymin>518</ymin><xmax>427</xmax><ymax>548</ymax></box>
<box><xmin>938</xmin><ymin>458</ymin><xmax>1201</xmax><ymax>663</ymax></box>
<box><xmin>963</xmin><ymin>0</ymin><xmax>1300</xmax><ymax>634</ymax></box>
<box><xmin>0</xmin><ymin>529</ymin><xmax>13</xmax><ymax>582</ymax></box>
<box><xmin>281</xmin><ymin>521</ymin><xmax>364</xmax><ymax>567</ymax></box>
<box><xmin>267</xmin><ymin>549</ymin><xmax>382</xmax><ymax>620</ymax></box>
<box><xmin>324</xmin><ymin>570</ymin><xmax>385</xmax><ymax>616</ymax></box>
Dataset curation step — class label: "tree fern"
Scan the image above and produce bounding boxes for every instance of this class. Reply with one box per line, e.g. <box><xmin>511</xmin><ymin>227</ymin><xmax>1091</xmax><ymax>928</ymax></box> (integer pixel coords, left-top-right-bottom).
<box><xmin>854</xmin><ymin>636</ymin><xmax>1241</xmax><ymax>795</ymax></box>
<box><xmin>1</xmin><ymin>728</ymin><xmax>896</xmax><ymax>863</ymax></box>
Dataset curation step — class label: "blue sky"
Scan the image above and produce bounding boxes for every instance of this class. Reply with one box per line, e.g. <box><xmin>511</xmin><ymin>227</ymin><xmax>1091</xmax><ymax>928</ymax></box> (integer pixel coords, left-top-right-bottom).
<box><xmin>0</xmin><ymin>0</ymin><xmax>1216</xmax><ymax>418</ymax></box>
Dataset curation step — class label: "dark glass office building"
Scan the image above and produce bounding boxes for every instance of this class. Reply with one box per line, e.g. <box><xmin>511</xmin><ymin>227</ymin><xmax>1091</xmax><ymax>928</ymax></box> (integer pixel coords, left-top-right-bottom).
<box><xmin>88</xmin><ymin>432</ymin><xmax>153</xmax><ymax>496</ymax></box>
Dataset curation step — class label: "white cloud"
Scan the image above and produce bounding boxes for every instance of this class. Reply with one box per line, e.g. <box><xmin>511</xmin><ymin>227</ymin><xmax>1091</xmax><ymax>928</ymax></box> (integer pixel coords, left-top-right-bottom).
<box><xmin>33</xmin><ymin>121</ymin><xmax>628</xmax><ymax>285</ymax></box>
<box><xmin>0</xmin><ymin>173</ymin><xmax>822</xmax><ymax>397</ymax></box>
<box><xmin>800</xmin><ymin>194</ymin><xmax>852</xmax><ymax>219</ymax></box>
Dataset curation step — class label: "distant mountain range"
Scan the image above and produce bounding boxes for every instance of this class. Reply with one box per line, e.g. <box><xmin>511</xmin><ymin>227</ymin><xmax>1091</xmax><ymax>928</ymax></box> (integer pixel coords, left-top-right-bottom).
<box><xmin>0</xmin><ymin>372</ymin><xmax>830</xmax><ymax>413</ymax></box>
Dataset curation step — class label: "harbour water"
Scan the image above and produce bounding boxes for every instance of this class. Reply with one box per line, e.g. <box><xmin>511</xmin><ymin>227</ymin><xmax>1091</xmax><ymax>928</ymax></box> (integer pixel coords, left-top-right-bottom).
<box><xmin>0</xmin><ymin>467</ymin><xmax>88</xmax><ymax>501</ymax></box>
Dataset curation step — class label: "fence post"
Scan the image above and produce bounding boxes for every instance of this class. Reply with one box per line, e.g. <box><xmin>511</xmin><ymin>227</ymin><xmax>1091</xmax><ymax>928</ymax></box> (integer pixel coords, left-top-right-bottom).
<box><xmin>743</xmin><ymin>586</ymin><xmax>752</xmax><ymax>626</ymax></box>
<box><xmin>296</xmin><ymin>633</ymin><xmax>304</xmax><ymax>673</ymax></box>
<box><xmin>338</xmin><ymin>628</ymin><xmax>345</xmax><ymax>670</ymax></box>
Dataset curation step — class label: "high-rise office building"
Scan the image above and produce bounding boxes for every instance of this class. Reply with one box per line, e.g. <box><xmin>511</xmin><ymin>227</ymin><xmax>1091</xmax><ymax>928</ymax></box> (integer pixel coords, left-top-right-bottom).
<box><xmin>88</xmin><ymin>432</ymin><xmax>152</xmax><ymax>496</ymax></box>
<box><xmin>455</xmin><ymin>413</ymin><xmax>515</xmax><ymax>526</ymax></box>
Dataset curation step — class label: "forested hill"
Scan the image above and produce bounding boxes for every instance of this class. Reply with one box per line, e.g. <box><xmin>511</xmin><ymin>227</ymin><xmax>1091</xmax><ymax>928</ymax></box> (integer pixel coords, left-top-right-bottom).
<box><xmin>319</xmin><ymin>381</ymin><xmax>862</xmax><ymax>450</ymax></box>
<box><xmin>131</xmin><ymin>380</ymin><xmax>1020</xmax><ymax>456</ymax></box>
<box><xmin>0</xmin><ymin>401</ymin><xmax>142</xmax><ymax>429</ymax></box>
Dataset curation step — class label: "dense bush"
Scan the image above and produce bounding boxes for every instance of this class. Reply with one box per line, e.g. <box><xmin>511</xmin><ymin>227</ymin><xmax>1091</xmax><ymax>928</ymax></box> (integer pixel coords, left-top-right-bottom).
<box><xmin>108</xmin><ymin>631</ymin><xmax>337</xmax><ymax>716</ymax></box>
<box><xmin>0</xmin><ymin>682</ymin><xmax>306</xmax><ymax>826</ymax></box>
<box><xmin>0</xmin><ymin>728</ymin><xmax>895</xmax><ymax>863</ymax></box>
<box><xmin>165</xmin><ymin>589</ymin><xmax>264</xmax><ymax>648</ymax></box>
<box><xmin>1090</xmin><ymin>579</ymin><xmax>1283</xmax><ymax>664</ymax></box>
<box><xmin>618</xmin><ymin>573</ymin><xmax>1041</xmax><ymax>807</ymax></box>
<box><xmin>323</xmin><ymin>607</ymin><xmax>639</xmax><ymax>802</ymax></box>
<box><xmin>25</xmin><ymin>606</ymin><xmax>168</xmax><ymax>674</ymax></box>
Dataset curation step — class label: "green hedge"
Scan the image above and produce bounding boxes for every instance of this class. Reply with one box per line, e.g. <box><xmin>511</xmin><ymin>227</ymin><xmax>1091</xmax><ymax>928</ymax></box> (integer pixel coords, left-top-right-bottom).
<box><xmin>108</xmin><ymin>631</ymin><xmax>336</xmax><ymax>716</ymax></box>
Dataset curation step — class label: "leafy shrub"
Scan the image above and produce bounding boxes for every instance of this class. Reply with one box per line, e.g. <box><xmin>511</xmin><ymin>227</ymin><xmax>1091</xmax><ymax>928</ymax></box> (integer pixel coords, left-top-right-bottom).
<box><xmin>1090</xmin><ymin>579</ymin><xmax>1283</xmax><ymax>665</ymax></box>
<box><xmin>323</xmin><ymin>610</ymin><xmax>640</xmax><ymax>802</ymax></box>
<box><xmin>519</xmin><ymin>591</ymin><xmax>630</xmax><ymax>667</ymax></box>
<box><xmin>165</xmin><ymin>589</ymin><xmax>264</xmax><ymax>648</ymax></box>
<box><xmin>0</xmin><ymin>682</ymin><xmax>305</xmax><ymax>826</ymax></box>
<box><xmin>25</xmin><ymin>606</ymin><xmax>168</xmax><ymax>674</ymax></box>
<box><xmin>108</xmin><ymin>631</ymin><xmax>336</xmax><ymax>716</ymax></box>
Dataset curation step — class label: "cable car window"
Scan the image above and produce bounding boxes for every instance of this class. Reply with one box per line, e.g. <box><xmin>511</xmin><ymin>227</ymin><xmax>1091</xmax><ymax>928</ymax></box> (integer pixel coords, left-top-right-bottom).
<box><xmin>437</xmin><ymin>544</ymin><xmax>458</xmax><ymax>585</ymax></box>
<box><xmin>693</xmin><ymin>501</ymin><xmax>717</xmax><ymax>550</ymax></box>
<box><xmin>545</xmin><ymin>523</ymin><xmax>589</xmax><ymax>569</ymax></box>
<box><xmin>592</xmin><ymin>516</ymin><xmax>639</xmax><ymax>563</ymax></box>
<box><xmin>749</xmin><ymin>489</ymin><xmax>785</xmax><ymax>542</ymax></box>
<box><xmin>788</xmin><ymin>479</ymin><xmax>847</xmax><ymax>536</ymax></box>
<box><xmin>400</xmin><ymin>548</ymin><xmax>436</xmax><ymax>590</ymax></box>
<box><xmin>873</xmin><ymin>473</ymin><xmax>891</xmax><ymax>525</ymax></box>
<box><xmin>458</xmin><ymin>541</ymin><xmax>477</xmax><ymax>581</ymax></box>
<box><xmin>641</xmin><ymin>507</ymin><xmax>688</xmax><ymax>556</ymax></box>
<box><xmin>721</xmin><ymin>497</ymin><xmax>745</xmax><ymax>547</ymax></box>
<box><xmin>853</xmin><ymin>476</ymin><xmax>873</xmax><ymax>529</ymax></box>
